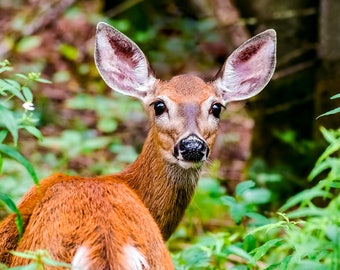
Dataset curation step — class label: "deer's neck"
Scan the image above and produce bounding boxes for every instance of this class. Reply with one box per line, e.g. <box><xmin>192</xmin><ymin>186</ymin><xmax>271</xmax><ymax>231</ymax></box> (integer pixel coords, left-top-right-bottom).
<box><xmin>116</xmin><ymin>131</ymin><xmax>201</xmax><ymax>240</ymax></box>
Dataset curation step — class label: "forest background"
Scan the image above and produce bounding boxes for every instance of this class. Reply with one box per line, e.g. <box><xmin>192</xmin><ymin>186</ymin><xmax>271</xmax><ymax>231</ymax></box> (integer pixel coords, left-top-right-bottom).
<box><xmin>0</xmin><ymin>0</ymin><xmax>339</xmax><ymax>269</ymax></box>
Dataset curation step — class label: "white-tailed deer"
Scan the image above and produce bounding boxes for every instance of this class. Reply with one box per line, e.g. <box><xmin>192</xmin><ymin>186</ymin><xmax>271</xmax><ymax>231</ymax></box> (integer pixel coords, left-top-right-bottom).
<box><xmin>0</xmin><ymin>22</ymin><xmax>276</xmax><ymax>269</ymax></box>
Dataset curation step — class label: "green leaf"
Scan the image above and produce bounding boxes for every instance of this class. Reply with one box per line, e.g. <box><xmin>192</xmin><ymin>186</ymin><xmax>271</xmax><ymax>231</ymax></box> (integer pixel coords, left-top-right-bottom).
<box><xmin>0</xmin><ymin>79</ymin><xmax>21</xmax><ymax>98</ymax></box>
<box><xmin>10</xmin><ymin>250</ymin><xmax>36</xmax><ymax>260</ymax></box>
<box><xmin>266</xmin><ymin>255</ymin><xmax>292</xmax><ymax>270</ymax></box>
<box><xmin>0</xmin><ymin>144</ymin><xmax>38</xmax><ymax>184</ymax></box>
<box><xmin>15</xmin><ymin>73</ymin><xmax>28</xmax><ymax>80</ymax></box>
<box><xmin>21</xmin><ymin>125</ymin><xmax>43</xmax><ymax>142</ymax></box>
<box><xmin>4</xmin><ymin>79</ymin><xmax>21</xmax><ymax>90</ymax></box>
<box><xmin>0</xmin><ymin>130</ymin><xmax>8</xmax><ymax>143</ymax></box>
<box><xmin>0</xmin><ymin>153</ymin><xmax>3</xmax><ymax>173</ymax></box>
<box><xmin>0</xmin><ymin>104</ymin><xmax>19</xmax><ymax>145</ymax></box>
<box><xmin>250</xmin><ymin>238</ymin><xmax>283</xmax><ymax>262</ymax></box>
<box><xmin>230</xmin><ymin>203</ymin><xmax>247</xmax><ymax>224</ymax></box>
<box><xmin>309</xmin><ymin>158</ymin><xmax>340</xmax><ymax>183</ymax></box>
<box><xmin>221</xmin><ymin>195</ymin><xmax>237</xmax><ymax>206</ymax></box>
<box><xmin>279</xmin><ymin>188</ymin><xmax>332</xmax><ymax>212</ymax></box>
<box><xmin>330</xmin><ymin>93</ymin><xmax>340</xmax><ymax>99</ymax></box>
<box><xmin>42</xmin><ymin>256</ymin><xmax>72</xmax><ymax>268</ymax></box>
<box><xmin>236</xmin><ymin>180</ymin><xmax>255</xmax><ymax>197</ymax></box>
<box><xmin>16</xmin><ymin>36</ymin><xmax>42</xmax><ymax>53</ymax></box>
<box><xmin>285</xmin><ymin>207</ymin><xmax>326</xmax><ymax>219</ymax></box>
<box><xmin>0</xmin><ymin>192</ymin><xmax>23</xmax><ymax>238</ymax></box>
<box><xmin>98</xmin><ymin>118</ymin><xmax>118</xmax><ymax>133</ymax></box>
<box><xmin>247</xmin><ymin>220</ymin><xmax>287</xmax><ymax>236</ymax></box>
<box><xmin>0</xmin><ymin>79</ymin><xmax>25</xmax><ymax>101</ymax></box>
<box><xmin>242</xmin><ymin>188</ymin><xmax>272</xmax><ymax>204</ymax></box>
<box><xmin>0</xmin><ymin>66</ymin><xmax>12</xmax><ymax>74</ymax></box>
<box><xmin>227</xmin><ymin>245</ymin><xmax>254</xmax><ymax>265</ymax></box>
<box><xmin>34</xmin><ymin>77</ymin><xmax>51</xmax><ymax>84</ymax></box>
<box><xmin>246</xmin><ymin>212</ymin><xmax>271</xmax><ymax>226</ymax></box>
<box><xmin>22</xmin><ymin>86</ymin><xmax>33</xmax><ymax>102</ymax></box>
<box><xmin>317</xmin><ymin>107</ymin><xmax>340</xmax><ymax>119</ymax></box>
<box><xmin>330</xmin><ymin>181</ymin><xmax>340</xmax><ymax>188</ymax></box>
<box><xmin>58</xmin><ymin>43</ymin><xmax>79</xmax><ymax>61</ymax></box>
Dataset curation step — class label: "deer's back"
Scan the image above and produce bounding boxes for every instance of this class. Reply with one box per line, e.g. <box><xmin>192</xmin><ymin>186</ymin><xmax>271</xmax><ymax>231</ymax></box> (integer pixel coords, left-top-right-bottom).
<box><xmin>7</xmin><ymin>175</ymin><xmax>172</xmax><ymax>269</ymax></box>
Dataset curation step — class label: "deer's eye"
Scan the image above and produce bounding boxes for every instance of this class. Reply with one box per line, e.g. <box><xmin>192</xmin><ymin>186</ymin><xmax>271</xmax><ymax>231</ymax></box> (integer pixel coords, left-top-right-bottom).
<box><xmin>210</xmin><ymin>103</ymin><xmax>224</xmax><ymax>118</ymax></box>
<box><xmin>153</xmin><ymin>100</ymin><xmax>167</xmax><ymax>116</ymax></box>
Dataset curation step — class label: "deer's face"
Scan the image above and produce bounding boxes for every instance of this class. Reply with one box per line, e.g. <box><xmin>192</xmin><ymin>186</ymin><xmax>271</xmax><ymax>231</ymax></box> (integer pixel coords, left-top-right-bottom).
<box><xmin>144</xmin><ymin>74</ymin><xmax>225</xmax><ymax>169</ymax></box>
<box><xmin>95</xmin><ymin>22</ymin><xmax>276</xmax><ymax>170</ymax></box>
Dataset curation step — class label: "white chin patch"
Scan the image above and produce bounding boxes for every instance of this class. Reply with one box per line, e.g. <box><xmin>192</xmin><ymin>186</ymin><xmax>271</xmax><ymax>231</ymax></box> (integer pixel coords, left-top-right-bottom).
<box><xmin>178</xmin><ymin>160</ymin><xmax>203</xmax><ymax>170</ymax></box>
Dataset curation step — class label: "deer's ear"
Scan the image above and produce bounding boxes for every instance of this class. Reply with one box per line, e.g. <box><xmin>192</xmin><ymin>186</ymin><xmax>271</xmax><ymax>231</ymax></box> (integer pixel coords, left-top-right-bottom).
<box><xmin>213</xmin><ymin>29</ymin><xmax>276</xmax><ymax>102</ymax></box>
<box><xmin>95</xmin><ymin>22</ymin><xmax>157</xmax><ymax>99</ymax></box>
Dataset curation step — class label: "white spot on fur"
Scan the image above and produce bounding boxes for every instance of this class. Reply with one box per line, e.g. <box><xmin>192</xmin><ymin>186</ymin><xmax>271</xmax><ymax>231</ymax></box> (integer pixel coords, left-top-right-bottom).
<box><xmin>71</xmin><ymin>245</ymin><xmax>91</xmax><ymax>270</ymax></box>
<box><xmin>124</xmin><ymin>245</ymin><xmax>149</xmax><ymax>270</ymax></box>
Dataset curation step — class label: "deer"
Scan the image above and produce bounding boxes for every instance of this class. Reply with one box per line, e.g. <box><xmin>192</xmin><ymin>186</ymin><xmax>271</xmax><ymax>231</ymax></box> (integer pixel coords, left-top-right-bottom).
<box><xmin>0</xmin><ymin>22</ymin><xmax>276</xmax><ymax>269</ymax></box>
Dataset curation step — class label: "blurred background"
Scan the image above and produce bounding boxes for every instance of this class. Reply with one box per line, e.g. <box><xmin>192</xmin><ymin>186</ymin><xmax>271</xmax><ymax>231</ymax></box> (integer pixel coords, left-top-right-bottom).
<box><xmin>0</xmin><ymin>0</ymin><xmax>339</xmax><ymax>268</ymax></box>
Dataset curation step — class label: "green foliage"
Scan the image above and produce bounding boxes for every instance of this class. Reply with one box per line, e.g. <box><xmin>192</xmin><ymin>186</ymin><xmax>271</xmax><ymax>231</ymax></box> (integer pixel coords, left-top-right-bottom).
<box><xmin>4</xmin><ymin>250</ymin><xmax>71</xmax><ymax>269</ymax></box>
<box><xmin>0</xmin><ymin>60</ymin><xmax>49</xmax><ymax>245</ymax></box>
<box><xmin>0</xmin><ymin>60</ymin><xmax>49</xmax><ymax>182</ymax></box>
<box><xmin>222</xmin><ymin>180</ymin><xmax>271</xmax><ymax>225</ymax></box>
<box><xmin>66</xmin><ymin>93</ymin><xmax>143</xmax><ymax>133</ymax></box>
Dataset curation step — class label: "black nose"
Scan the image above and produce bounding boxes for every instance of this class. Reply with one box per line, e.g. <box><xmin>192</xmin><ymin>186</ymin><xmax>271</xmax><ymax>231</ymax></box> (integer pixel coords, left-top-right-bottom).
<box><xmin>174</xmin><ymin>134</ymin><xmax>208</xmax><ymax>162</ymax></box>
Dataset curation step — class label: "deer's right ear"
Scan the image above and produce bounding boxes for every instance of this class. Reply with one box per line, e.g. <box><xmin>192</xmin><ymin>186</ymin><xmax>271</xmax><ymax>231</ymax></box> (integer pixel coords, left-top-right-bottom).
<box><xmin>95</xmin><ymin>22</ymin><xmax>157</xmax><ymax>99</ymax></box>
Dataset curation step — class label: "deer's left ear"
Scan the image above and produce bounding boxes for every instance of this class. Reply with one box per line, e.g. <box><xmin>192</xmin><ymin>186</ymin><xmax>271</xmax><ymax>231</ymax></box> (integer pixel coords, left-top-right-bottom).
<box><xmin>213</xmin><ymin>29</ymin><xmax>276</xmax><ymax>102</ymax></box>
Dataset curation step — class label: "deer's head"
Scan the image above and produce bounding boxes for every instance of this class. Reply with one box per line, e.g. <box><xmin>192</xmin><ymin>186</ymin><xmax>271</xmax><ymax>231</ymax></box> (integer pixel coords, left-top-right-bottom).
<box><xmin>95</xmin><ymin>23</ymin><xmax>276</xmax><ymax>170</ymax></box>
